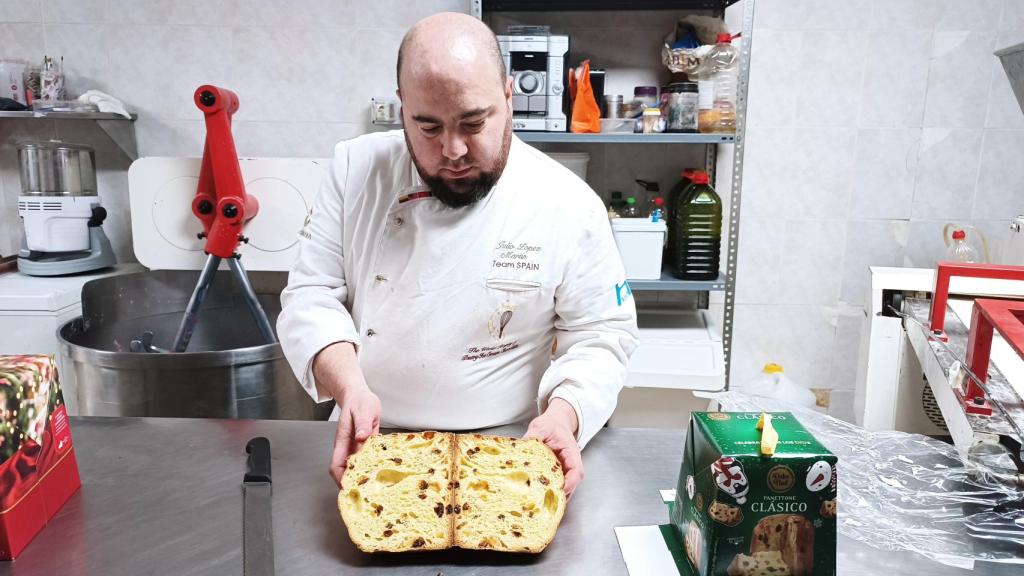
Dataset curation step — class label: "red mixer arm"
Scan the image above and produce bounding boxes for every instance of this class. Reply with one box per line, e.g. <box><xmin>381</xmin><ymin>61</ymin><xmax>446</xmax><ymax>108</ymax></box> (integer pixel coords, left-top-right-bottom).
<box><xmin>191</xmin><ymin>85</ymin><xmax>258</xmax><ymax>259</ymax></box>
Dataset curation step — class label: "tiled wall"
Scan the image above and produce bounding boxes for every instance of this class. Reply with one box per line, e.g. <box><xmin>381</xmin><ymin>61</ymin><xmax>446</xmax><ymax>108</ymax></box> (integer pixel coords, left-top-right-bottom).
<box><xmin>732</xmin><ymin>0</ymin><xmax>1024</xmax><ymax>421</ymax></box>
<box><xmin>0</xmin><ymin>0</ymin><xmax>470</xmax><ymax>259</ymax></box>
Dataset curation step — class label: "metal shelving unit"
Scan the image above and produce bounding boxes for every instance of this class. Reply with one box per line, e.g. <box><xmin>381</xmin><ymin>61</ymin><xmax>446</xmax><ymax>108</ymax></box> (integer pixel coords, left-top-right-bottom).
<box><xmin>629</xmin><ymin>271</ymin><xmax>727</xmax><ymax>292</ymax></box>
<box><xmin>515</xmin><ymin>132</ymin><xmax>735</xmax><ymax>144</ymax></box>
<box><xmin>477</xmin><ymin>0</ymin><xmax>755</xmax><ymax>390</ymax></box>
<box><xmin>0</xmin><ymin>110</ymin><xmax>139</xmax><ymax>160</ymax></box>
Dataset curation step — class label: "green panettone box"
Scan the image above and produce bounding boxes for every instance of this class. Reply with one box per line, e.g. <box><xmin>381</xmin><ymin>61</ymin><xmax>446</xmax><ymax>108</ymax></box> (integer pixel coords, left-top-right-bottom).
<box><xmin>671</xmin><ymin>412</ymin><xmax>837</xmax><ymax>576</ymax></box>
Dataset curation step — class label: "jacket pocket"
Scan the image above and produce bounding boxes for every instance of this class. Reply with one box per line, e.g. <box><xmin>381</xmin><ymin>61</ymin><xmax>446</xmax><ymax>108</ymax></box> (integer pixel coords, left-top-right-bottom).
<box><xmin>485</xmin><ymin>278</ymin><xmax>542</xmax><ymax>293</ymax></box>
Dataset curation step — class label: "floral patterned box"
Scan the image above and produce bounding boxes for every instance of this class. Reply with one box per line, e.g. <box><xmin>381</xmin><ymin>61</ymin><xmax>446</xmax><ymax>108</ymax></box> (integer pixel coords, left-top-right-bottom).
<box><xmin>0</xmin><ymin>355</ymin><xmax>80</xmax><ymax>560</ymax></box>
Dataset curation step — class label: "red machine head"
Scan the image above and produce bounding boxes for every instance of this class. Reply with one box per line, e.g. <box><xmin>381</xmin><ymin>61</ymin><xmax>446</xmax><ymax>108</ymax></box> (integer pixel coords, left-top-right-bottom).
<box><xmin>191</xmin><ymin>85</ymin><xmax>259</xmax><ymax>259</ymax></box>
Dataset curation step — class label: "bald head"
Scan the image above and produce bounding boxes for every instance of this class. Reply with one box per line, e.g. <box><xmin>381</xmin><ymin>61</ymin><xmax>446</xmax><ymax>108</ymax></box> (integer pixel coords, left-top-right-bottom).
<box><xmin>396</xmin><ymin>12</ymin><xmax>506</xmax><ymax>91</ymax></box>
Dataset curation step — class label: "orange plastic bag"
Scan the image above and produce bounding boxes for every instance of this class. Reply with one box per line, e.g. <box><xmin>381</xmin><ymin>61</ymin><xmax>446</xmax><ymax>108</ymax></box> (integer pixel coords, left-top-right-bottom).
<box><xmin>570</xmin><ymin>60</ymin><xmax>601</xmax><ymax>133</ymax></box>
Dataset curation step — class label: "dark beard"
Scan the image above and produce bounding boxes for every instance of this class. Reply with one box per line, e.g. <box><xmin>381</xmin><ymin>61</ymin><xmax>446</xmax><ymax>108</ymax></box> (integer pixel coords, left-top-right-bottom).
<box><xmin>405</xmin><ymin>118</ymin><xmax>512</xmax><ymax>209</ymax></box>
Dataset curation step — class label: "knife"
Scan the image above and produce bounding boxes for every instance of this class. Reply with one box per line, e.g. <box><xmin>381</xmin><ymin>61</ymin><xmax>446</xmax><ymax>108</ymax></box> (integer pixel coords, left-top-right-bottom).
<box><xmin>243</xmin><ymin>437</ymin><xmax>274</xmax><ymax>576</ymax></box>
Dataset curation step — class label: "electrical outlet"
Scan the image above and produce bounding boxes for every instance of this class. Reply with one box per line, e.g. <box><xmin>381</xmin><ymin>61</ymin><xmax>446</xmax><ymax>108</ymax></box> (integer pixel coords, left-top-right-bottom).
<box><xmin>370</xmin><ymin>97</ymin><xmax>399</xmax><ymax>125</ymax></box>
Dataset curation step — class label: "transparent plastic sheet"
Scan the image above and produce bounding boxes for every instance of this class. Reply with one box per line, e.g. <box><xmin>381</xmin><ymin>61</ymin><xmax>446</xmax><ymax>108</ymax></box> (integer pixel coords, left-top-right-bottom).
<box><xmin>712</xmin><ymin>391</ymin><xmax>1024</xmax><ymax>568</ymax></box>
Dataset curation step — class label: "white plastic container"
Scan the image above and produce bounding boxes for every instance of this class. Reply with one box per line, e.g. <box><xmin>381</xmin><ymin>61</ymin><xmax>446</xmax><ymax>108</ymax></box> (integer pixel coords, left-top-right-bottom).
<box><xmin>545</xmin><ymin>152</ymin><xmax>590</xmax><ymax>181</ymax></box>
<box><xmin>611</xmin><ymin>217</ymin><xmax>666</xmax><ymax>280</ymax></box>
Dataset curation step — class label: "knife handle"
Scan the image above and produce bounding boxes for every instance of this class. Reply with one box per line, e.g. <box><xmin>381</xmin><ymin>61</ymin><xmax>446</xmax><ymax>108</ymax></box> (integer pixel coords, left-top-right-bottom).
<box><xmin>245</xmin><ymin>437</ymin><xmax>272</xmax><ymax>483</ymax></box>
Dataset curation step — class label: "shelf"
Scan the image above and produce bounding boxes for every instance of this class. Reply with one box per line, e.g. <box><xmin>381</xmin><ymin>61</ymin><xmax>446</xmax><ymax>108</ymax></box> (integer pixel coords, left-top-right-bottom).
<box><xmin>0</xmin><ymin>110</ymin><xmax>139</xmax><ymax>160</ymax></box>
<box><xmin>484</xmin><ymin>0</ymin><xmax>739</xmax><ymax>11</ymax></box>
<box><xmin>629</xmin><ymin>270</ymin><xmax>726</xmax><ymax>292</ymax></box>
<box><xmin>516</xmin><ymin>131</ymin><xmax>734</xmax><ymax>144</ymax></box>
<box><xmin>0</xmin><ymin>110</ymin><xmax>136</xmax><ymax>120</ymax></box>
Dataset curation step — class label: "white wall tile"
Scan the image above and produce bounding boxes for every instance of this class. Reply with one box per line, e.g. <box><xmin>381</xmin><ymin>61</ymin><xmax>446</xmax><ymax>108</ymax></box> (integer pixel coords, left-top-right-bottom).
<box><xmin>741</xmin><ymin>127</ymin><xmax>857</xmax><ymax>220</ymax></box>
<box><xmin>747</xmin><ymin>29</ymin><xmax>801</xmax><ymax>127</ymax></box>
<box><xmin>134</xmin><ymin>119</ymin><xmax>206</xmax><ymax>157</ymax></box>
<box><xmin>1001</xmin><ymin>0</ymin><xmax>1024</xmax><ymax>32</ymax></box>
<box><xmin>354</xmin><ymin>0</ymin><xmax>451</xmax><ymax>29</ymax></box>
<box><xmin>0</xmin><ymin>0</ymin><xmax>42</xmax><ymax>22</ymax></box>
<box><xmin>0</xmin><ymin>23</ymin><xmax>45</xmax><ymax>60</ymax></box>
<box><xmin>777</xmin><ymin>219</ymin><xmax>846</xmax><ymax>305</ymax></box>
<box><xmin>167</xmin><ymin>27</ymin><xmax>234</xmax><ymax>120</ymax></box>
<box><xmin>923</xmin><ymin>32</ymin><xmax>997</xmax><ymax>128</ymax></box>
<box><xmin>730</xmin><ymin>304</ymin><xmax>782</xmax><ymax>390</ymax></box>
<box><xmin>975</xmin><ymin>129</ymin><xmax>1024</xmax><ymax>219</ymax></box>
<box><xmin>734</xmin><ymin>217</ymin><xmax>785</xmax><ymax>305</ymax></box>
<box><xmin>167</xmin><ymin>0</ymin><xmax>238</xmax><ymax>26</ymax></box>
<box><xmin>968</xmin><ymin>218</ymin><xmax>1012</xmax><ymax>263</ymax></box>
<box><xmin>934</xmin><ymin>0</ymin><xmax>1001</xmax><ymax>32</ymax></box>
<box><xmin>873</xmin><ymin>0</ymin><xmax>943</xmax><ymax>30</ymax></box>
<box><xmin>903</xmin><ymin>219</ymin><xmax>952</xmax><ymax>268</ymax></box>
<box><xmin>829</xmin><ymin>308</ymin><xmax>865</xmax><ymax>392</ymax></box>
<box><xmin>859</xmin><ymin>30</ymin><xmax>931</xmax><ymax>128</ymax></box>
<box><xmin>839</xmin><ymin>220</ymin><xmax>909</xmax><ymax>305</ymax></box>
<box><xmin>794</xmin><ymin>31</ymin><xmax>868</xmax><ymax>127</ymax></box>
<box><xmin>42</xmin><ymin>0</ymin><xmax>105</xmax><ymax>23</ymax></box>
<box><xmin>753</xmin><ymin>0</ymin><xmax>810</xmax><ymax>31</ymax></box>
<box><xmin>774</xmin><ymin>304</ymin><xmax>838</xmax><ymax>389</ymax></box>
<box><xmin>849</xmin><ymin>128</ymin><xmax>920</xmax><ymax>219</ymax></box>
<box><xmin>911</xmin><ymin>127</ymin><xmax>982</xmax><ymax>219</ymax></box>
<box><xmin>802</xmin><ymin>0</ymin><xmax>875</xmax><ymax>30</ymax></box>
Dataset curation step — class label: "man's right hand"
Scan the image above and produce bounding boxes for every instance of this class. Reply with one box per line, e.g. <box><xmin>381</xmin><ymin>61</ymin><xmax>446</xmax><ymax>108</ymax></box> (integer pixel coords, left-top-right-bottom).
<box><xmin>313</xmin><ymin>342</ymin><xmax>382</xmax><ymax>487</ymax></box>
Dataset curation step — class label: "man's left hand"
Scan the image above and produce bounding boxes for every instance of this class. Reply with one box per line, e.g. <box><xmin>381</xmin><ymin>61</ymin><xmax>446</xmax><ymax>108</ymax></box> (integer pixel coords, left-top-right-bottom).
<box><xmin>524</xmin><ymin>398</ymin><xmax>583</xmax><ymax>500</ymax></box>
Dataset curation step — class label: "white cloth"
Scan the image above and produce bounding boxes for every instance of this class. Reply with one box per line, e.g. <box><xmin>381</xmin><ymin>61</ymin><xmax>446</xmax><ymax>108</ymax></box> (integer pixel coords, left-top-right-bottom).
<box><xmin>278</xmin><ymin>130</ymin><xmax>638</xmax><ymax>448</ymax></box>
<box><xmin>76</xmin><ymin>90</ymin><xmax>131</xmax><ymax>118</ymax></box>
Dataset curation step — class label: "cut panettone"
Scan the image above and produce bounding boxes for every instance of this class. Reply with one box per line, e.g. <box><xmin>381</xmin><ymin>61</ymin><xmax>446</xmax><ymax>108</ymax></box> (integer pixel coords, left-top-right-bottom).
<box><xmin>338</xmin><ymin>432</ymin><xmax>566</xmax><ymax>554</ymax></box>
<box><xmin>338</xmin><ymin>431</ymin><xmax>453</xmax><ymax>552</ymax></box>
<box><xmin>454</xmin><ymin>434</ymin><xmax>566</xmax><ymax>552</ymax></box>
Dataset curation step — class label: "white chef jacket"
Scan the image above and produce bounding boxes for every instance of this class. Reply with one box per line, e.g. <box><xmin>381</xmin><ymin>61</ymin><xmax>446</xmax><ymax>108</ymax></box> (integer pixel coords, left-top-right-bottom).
<box><xmin>278</xmin><ymin>130</ymin><xmax>638</xmax><ymax>448</ymax></box>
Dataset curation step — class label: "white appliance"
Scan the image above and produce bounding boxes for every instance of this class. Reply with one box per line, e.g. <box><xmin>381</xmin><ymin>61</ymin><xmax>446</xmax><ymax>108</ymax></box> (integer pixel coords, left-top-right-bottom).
<box><xmin>497</xmin><ymin>34</ymin><xmax>568</xmax><ymax>132</ymax></box>
<box><xmin>128</xmin><ymin>157</ymin><xmax>325</xmax><ymax>271</ymax></box>
<box><xmin>16</xmin><ymin>141</ymin><xmax>116</xmax><ymax>276</ymax></box>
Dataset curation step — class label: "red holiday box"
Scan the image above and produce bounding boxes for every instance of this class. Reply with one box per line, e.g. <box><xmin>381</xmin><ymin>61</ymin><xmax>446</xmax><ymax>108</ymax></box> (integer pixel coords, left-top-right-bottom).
<box><xmin>0</xmin><ymin>355</ymin><xmax>80</xmax><ymax>560</ymax></box>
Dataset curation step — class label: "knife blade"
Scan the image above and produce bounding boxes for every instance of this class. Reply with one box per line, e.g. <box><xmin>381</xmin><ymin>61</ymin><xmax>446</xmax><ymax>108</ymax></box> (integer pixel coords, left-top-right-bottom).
<box><xmin>243</xmin><ymin>437</ymin><xmax>274</xmax><ymax>576</ymax></box>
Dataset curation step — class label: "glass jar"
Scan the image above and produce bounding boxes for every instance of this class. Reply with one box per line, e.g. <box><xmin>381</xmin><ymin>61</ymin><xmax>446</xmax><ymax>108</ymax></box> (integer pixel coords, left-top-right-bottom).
<box><xmin>666</xmin><ymin>82</ymin><xmax>699</xmax><ymax>133</ymax></box>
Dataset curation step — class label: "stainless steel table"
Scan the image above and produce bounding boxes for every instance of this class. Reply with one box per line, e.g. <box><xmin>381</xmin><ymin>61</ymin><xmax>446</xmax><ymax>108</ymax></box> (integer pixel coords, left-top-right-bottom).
<box><xmin>0</xmin><ymin>418</ymin><xmax>1018</xmax><ymax>575</ymax></box>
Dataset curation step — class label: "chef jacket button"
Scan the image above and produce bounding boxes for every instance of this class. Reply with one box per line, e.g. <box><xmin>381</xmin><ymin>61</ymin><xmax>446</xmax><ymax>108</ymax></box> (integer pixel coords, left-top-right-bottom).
<box><xmin>393</xmin><ymin>216</ymin><xmax>404</xmax><ymax>227</ymax></box>
<box><xmin>366</xmin><ymin>328</ymin><xmax>376</xmax><ymax>337</ymax></box>
<box><xmin>374</xmin><ymin>273</ymin><xmax>387</xmax><ymax>283</ymax></box>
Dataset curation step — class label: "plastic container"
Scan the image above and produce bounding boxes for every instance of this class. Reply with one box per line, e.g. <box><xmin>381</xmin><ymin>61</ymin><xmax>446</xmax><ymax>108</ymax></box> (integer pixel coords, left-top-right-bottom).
<box><xmin>708</xmin><ymin>33</ymin><xmax>739</xmax><ymax>133</ymax></box>
<box><xmin>946</xmin><ymin>229</ymin><xmax>980</xmax><ymax>263</ymax></box>
<box><xmin>668</xmin><ymin>170</ymin><xmax>722</xmax><ymax>280</ymax></box>
<box><xmin>611</xmin><ymin>218</ymin><xmax>667</xmax><ymax>280</ymax></box>
<box><xmin>744</xmin><ymin>363</ymin><xmax>817</xmax><ymax>408</ymax></box>
<box><xmin>634</xmin><ymin>86</ymin><xmax>658</xmax><ymax>109</ymax></box>
<box><xmin>545</xmin><ymin>152</ymin><xmax>590</xmax><ymax>181</ymax></box>
<box><xmin>642</xmin><ymin>107</ymin><xmax>662</xmax><ymax>133</ymax></box>
<box><xmin>649</xmin><ymin>197</ymin><xmax>665</xmax><ymax>222</ymax></box>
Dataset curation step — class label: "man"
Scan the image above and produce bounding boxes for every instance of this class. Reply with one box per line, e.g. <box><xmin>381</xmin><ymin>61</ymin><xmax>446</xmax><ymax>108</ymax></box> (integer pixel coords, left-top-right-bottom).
<box><xmin>278</xmin><ymin>12</ymin><xmax>638</xmax><ymax>499</ymax></box>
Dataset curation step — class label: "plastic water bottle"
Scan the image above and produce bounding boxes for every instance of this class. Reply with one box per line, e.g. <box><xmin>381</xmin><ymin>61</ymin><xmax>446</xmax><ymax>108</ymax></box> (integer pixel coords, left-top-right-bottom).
<box><xmin>649</xmin><ymin>197</ymin><xmax>665</xmax><ymax>222</ymax></box>
<box><xmin>668</xmin><ymin>170</ymin><xmax>722</xmax><ymax>280</ymax></box>
<box><xmin>707</xmin><ymin>33</ymin><xmax>738</xmax><ymax>133</ymax></box>
<box><xmin>946</xmin><ymin>229</ymin><xmax>980</xmax><ymax>263</ymax></box>
<box><xmin>621</xmin><ymin>196</ymin><xmax>641</xmax><ymax>217</ymax></box>
<box><xmin>746</xmin><ymin>364</ymin><xmax>818</xmax><ymax>409</ymax></box>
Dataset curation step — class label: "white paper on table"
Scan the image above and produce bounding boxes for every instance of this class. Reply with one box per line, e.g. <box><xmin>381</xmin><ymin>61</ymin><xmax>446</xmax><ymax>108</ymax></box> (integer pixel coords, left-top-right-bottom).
<box><xmin>614</xmin><ymin>525</ymin><xmax>679</xmax><ymax>576</ymax></box>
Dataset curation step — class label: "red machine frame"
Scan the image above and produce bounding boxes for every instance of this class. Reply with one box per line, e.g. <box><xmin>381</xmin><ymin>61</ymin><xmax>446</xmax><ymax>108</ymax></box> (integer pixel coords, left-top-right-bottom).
<box><xmin>928</xmin><ymin>262</ymin><xmax>1024</xmax><ymax>416</ymax></box>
